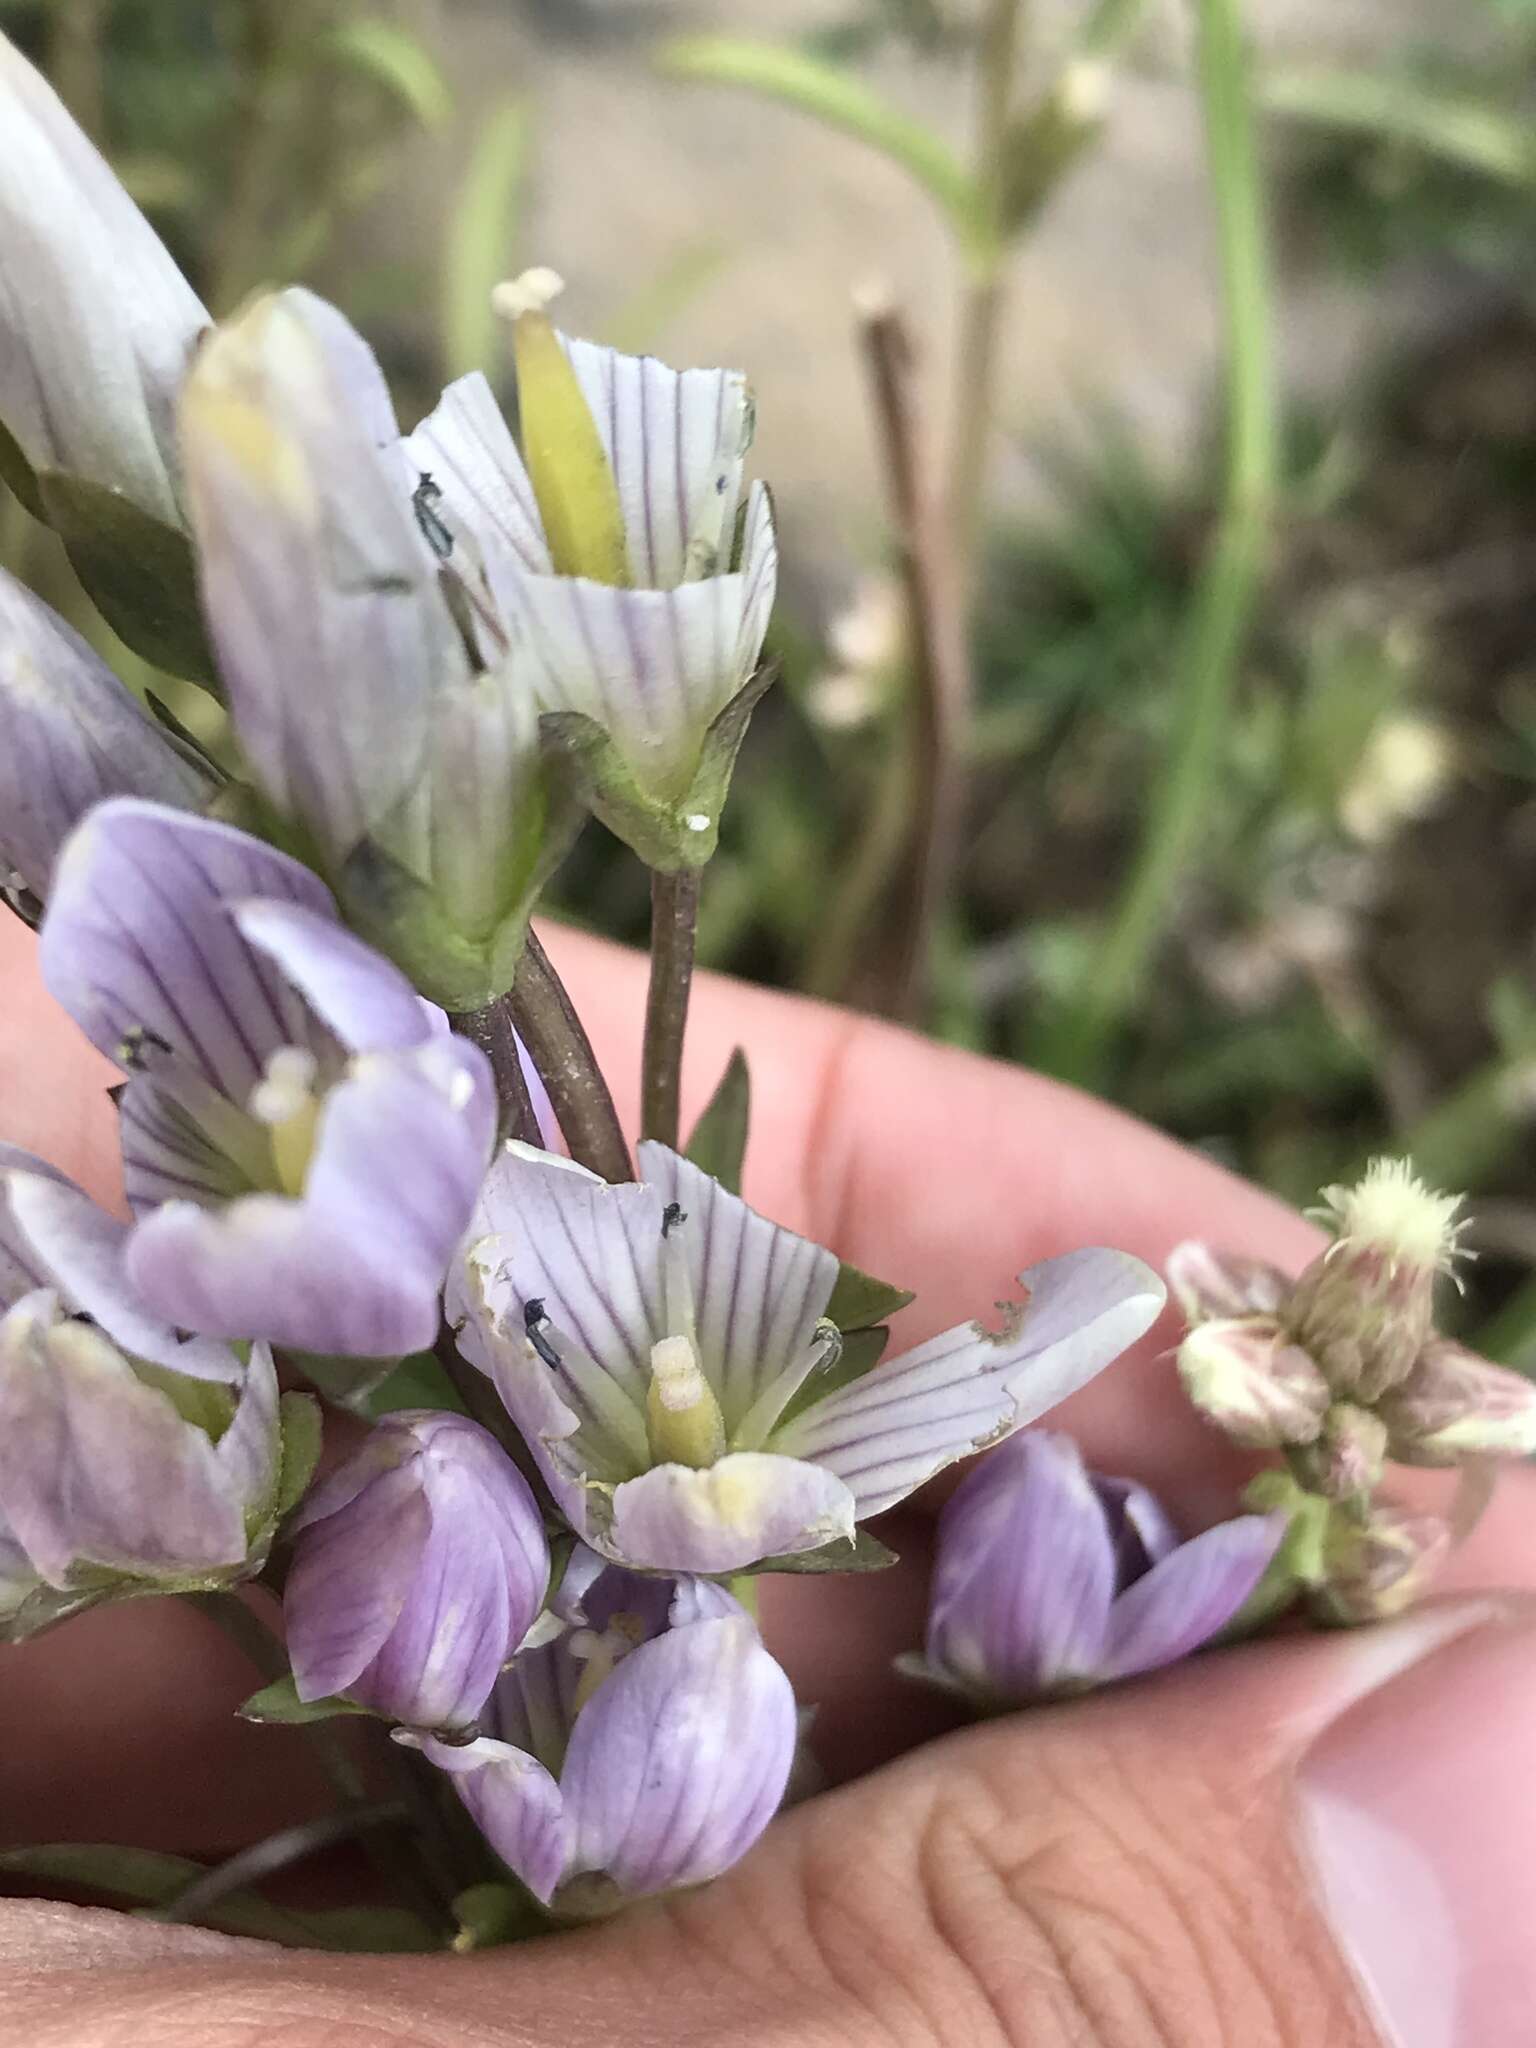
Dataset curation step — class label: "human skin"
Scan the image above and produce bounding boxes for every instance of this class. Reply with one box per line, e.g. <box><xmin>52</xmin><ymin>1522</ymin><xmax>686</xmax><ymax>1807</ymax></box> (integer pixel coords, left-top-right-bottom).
<box><xmin>1</xmin><ymin>915</ymin><xmax>1533</xmax><ymax>2047</ymax></box>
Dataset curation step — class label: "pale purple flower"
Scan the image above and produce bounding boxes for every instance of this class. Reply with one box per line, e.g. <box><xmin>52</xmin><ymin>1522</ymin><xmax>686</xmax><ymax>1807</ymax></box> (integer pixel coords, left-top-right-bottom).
<box><xmin>450</xmin><ymin>1142</ymin><xmax>1165</xmax><ymax>1575</ymax></box>
<box><xmin>904</xmin><ymin>1431</ymin><xmax>1284</xmax><ymax>1705</ymax></box>
<box><xmin>405</xmin><ymin>1551</ymin><xmax>795</xmax><ymax>1910</ymax></box>
<box><xmin>284</xmin><ymin>1412</ymin><xmax>549</xmax><ymax>1732</ymax></box>
<box><xmin>413</xmin><ymin>294</ymin><xmax>777</xmax><ymax>867</ymax></box>
<box><xmin>37</xmin><ymin>799</ymin><xmax>495</xmax><ymax>1356</ymax></box>
<box><xmin>0</xmin><ymin>32</ymin><xmax>207</xmax><ymax>526</ymax></box>
<box><xmin>0</xmin><ymin>1287</ymin><xmax>280</xmax><ymax>1639</ymax></box>
<box><xmin>0</xmin><ymin>568</ymin><xmax>212</xmax><ymax>899</ymax></box>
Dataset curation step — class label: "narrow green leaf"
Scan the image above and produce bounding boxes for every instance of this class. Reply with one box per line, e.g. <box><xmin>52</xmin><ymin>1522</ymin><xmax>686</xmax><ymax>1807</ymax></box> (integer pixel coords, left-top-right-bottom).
<box><xmin>239</xmin><ymin>1674</ymin><xmax>374</xmax><ymax>1726</ymax></box>
<box><xmin>322</xmin><ymin>20</ymin><xmax>454</xmax><ymax>131</ymax></box>
<box><xmin>275</xmin><ymin>1392</ymin><xmax>323</xmax><ymax>1518</ymax></box>
<box><xmin>685</xmin><ymin>1047</ymin><xmax>751</xmax><ymax>1194</ymax></box>
<box><xmin>1264</xmin><ymin>67</ymin><xmax>1536</xmax><ymax>189</ymax></box>
<box><xmin>659</xmin><ymin>36</ymin><xmax>981</xmax><ymax>246</ymax></box>
<box><xmin>441</xmin><ymin>97</ymin><xmax>531</xmax><ymax>378</ymax></box>
<box><xmin>747</xmin><ymin>1527</ymin><xmax>898</xmax><ymax>1576</ymax></box>
<box><xmin>36</xmin><ymin>471</ymin><xmax>216</xmax><ymax>685</ymax></box>
<box><xmin>826</xmin><ymin>1261</ymin><xmax>915</xmax><ymax>1331</ymax></box>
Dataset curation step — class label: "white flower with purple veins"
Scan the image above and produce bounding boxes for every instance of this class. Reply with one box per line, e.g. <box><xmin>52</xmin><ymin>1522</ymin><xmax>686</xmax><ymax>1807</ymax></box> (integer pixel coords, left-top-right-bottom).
<box><xmin>35</xmin><ymin>798</ymin><xmax>496</xmax><ymax>1358</ymax></box>
<box><xmin>406</xmin><ymin>1550</ymin><xmax>796</xmax><ymax>1913</ymax></box>
<box><xmin>452</xmin><ymin>1143</ymin><xmax>1166</xmax><ymax>1575</ymax></box>
<box><xmin>411</xmin><ymin>270</ymin><xmax>778</xmax><ymax>868</ymax></box>
<box><xmin>0</xmin><ymin>1144</ymin><xmax>281</xmax><ymax>1640</ymax></box>
<box><xmin>902</xmin><ymin>1431</ymin><xmax>1285</xmax><ymax>1706</ymax></box>
<box><xmin>284</xmin><ymin>1412</ymin><xmax>551</xmax><ymax>1734</ymax></box>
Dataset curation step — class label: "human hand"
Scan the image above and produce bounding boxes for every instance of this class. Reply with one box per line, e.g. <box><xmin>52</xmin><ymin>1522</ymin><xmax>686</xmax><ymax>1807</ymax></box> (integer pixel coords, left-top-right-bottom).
<box><xmin>3</xmin><ymin>918</ymin><xmax>1532</xmax><ymax>2046</ymax></box>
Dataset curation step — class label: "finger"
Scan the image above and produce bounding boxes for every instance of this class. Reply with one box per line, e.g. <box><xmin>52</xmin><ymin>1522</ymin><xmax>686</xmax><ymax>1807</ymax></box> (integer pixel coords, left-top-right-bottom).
<box><xmin>11</xmin><ymin>1597</ymin><xmax>1534</xmax><ymax>2047</ymax></box>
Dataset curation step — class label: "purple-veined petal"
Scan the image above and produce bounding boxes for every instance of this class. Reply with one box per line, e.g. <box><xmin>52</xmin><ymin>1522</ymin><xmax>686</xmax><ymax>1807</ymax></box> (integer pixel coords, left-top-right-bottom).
<box><xmin>407</xmin><ymin>371</ymin><xmax>552</xmax><ymax>579</ymax></box>
<box><xmin>504</xmin><ymin>488</ymin><xmax>776</xmax><ymax>804</ymax></box>
<box><xmin>285</xmin><ymin>1461</ymin><xmax>431</xmax><ymax>1700</ymax></box>
<box><xmin>3</xmin><ymin>1166</ymin><xmax>242</xmax><ymax>1380</ymax></box>
<box><xmin>40</xmin><ymin>799</ymin><xmax>335</xmax><ymax>1099</ymax></box>
<box><xmin>0</xmin><ymin>569</ymin><xmax>211</xmax><ymax>896</ymax></box>
<box><xmin>116</xmin><ymin>1069</ymin><xmax>263</xmax><ymax>1215</ymax></box>
<box><xmin>1093</xmin><ymin>1474</ymin><xmax>1180</xmax><ymax>1576</ymax></box>
<box><xmin>605</xmin><ymin>1452</ymin><xmax>855</xmax><ymax>1575</ymax></box>
<box><xmin>414</xmin><ymin>1731</ymin><xmax>571</xmax><ymax>1904</ymax></box>
<box><xmin>125</xmin><ymin>1039</ymin><xmax>493</xmax><ymax>1355</ymax></box>
<box><xmin>232</xmin><ymin>900</ymin><xmax>434</xmax><ymax>1053</ymax></box>
<box><xmin>563</xmin><ymin>339</ymin><xmax>750</xmax><ymax>589</ymax></box>
<box><xmin>0</xmin><ymin>1291</ymin><xmax>246</xmax><ymax>1584</ymax></box>
<box><xmin>927</xmin><ymin>1432</ymin><xmax>1117</xmax><ymax>1696</ymax></box>
<box><xmin>1099</xmin><ymin>1514</ymin><xmax>1285</xmax><ymax>1682</ymax></box>
<box><xmin>636</xmin><ymin>1143</ymin><xmax>839</xmax><ymax>1439</ymax></box>
<box><xmin>181</xmin><ymin>288</ymin><xmax>465</xmax><ymax>862</ymax></box>
<box><xmin>561</xmin><ymin>1614</ymin><xmax>795</xmax><ymax>1899</ymax></box>
<box><xmin>0</xmin><ymin>37</ymin><xmax>207</xmax><ymax>522</ymax></box>
<box><xmin>1166</xmin><ymin>1240</ymin><xmax>1291</xmax><ymax>1325</ymax></box>
<box><xmin>772</xmin><ymin>1248</ymin><xmax>1165</xmax><ymax>1518</ymax></box>
<box><xmin>464</xmin><ymin>1144</ymin><xmax>664</xmax><ymax>1412</ymax></box>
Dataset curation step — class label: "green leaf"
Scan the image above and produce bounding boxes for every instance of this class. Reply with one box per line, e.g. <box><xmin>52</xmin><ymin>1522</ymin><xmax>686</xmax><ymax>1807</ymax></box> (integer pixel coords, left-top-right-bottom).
<box><xmin>746</xmin><ymin>1527</ymin><xmax>898</xmax><ymax>1576</ymax></box>
<box><xmin>36</xmin><ymin>471</ymin><xmax>217</xmax><ymax>684</ymax></box>
<box><xmin>238</xmin><ymin>1673</ymin><xmax>374</xmax><ymax>1726</ymax></box>
<box><xmin>685</xmin><ymin>1047</ymin><xmax>750</xmax><ymax>1193</ymax></box>
<box><xmin>441</xmin><ymin>97</ymin><xmax>531</xmax><ymax>378</ymax></box>
<box><xmin>1264</xmin><ymin>67</ymin><xmax>1536</xmax><ymax>190</ymax></box>
<box><xmin>0</xmin><ymin>1844</ymin><xmax>435</xmax><ymax>1951</ymax></box>
<box><xmin>826</xmin><ymin>1261</ymin><xmax>914</xmax><ymax>1331</ymax></box>
<box><xmin>275</xmin><ymin>1392</ymin><xmax>323</xmax><ymax>1518</ymax></box>
<box><xmin>659</xmin><ymin>36</ymin><xmax>982</xmax><ymax>249</ymax></box>
<box><xmin>322</xmin><ymin>20</ymin><xmax>453</xmax><ymax>130</ymax></box>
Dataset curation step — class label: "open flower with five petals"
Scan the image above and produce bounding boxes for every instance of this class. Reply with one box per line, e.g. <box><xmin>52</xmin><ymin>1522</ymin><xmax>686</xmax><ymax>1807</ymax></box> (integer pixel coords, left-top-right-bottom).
<box><xmin>451</xmin><ymin>1142</ymin><xmax>1165</xmax><ymax>1575</ymax></box>
<box><xmin>37</xmin><ymin>799</ymin><xmax>496</xmax><ymax>1358</ymax></box>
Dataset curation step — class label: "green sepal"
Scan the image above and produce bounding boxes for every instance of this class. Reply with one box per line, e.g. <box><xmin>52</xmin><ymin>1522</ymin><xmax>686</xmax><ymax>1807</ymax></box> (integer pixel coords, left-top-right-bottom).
<box><xmin>238</xmin><ymin>1672</ymin><xmax>377</xmax><ymax>1726</ymax></box>
<box><xmin>357</xmin><ymin>1349</ymin><xmax>470</xmax><ymax>1418</ymax></box>
<box><xmin>34</xmin><ymin>470</ymin><xmax>217</xmax><ymax>685</ymax></box>
<box><xmin>777</xmin><ymin>1325</ymin><xmax>887</xmax><ymax>1430</ymax></box>
<box><xmin>0</xmin><ymin>1584</ymin><xmax>105</xmax><ymax>1646</ymax></box>
<box><xmin>275</xmin><ymin>1391</ymin><xmax>324</xmax><ymax>1518</ymax></box>
<box><xmin>685</xmin><ymin>1047</ymin><xmax>750</xmax><ymax>1194</ymax></box>
<box><xmin>539</xmin><ymin>658</ymin><xmax>779</xmax><ymax>872</ymax></box>
<box><xmin>741</xmin><ymin>1526</ymin><xmax>898</xmax><ymax>1576</ymax></box>
<box><xmin>0</xmin><ymin>1844</ymin><xmax>438</xmax><ymax>1952</ymax></box>
<box><xmin>0</xmin><ymin>416</ymin><xmax>44</xmax><ymax>519</ymax></box>
<box><xmin>826</xmin><ymin>1260</ymin><xmax>915</xmax><ymax>1333</ymax></box>
<box><xmin>293</xmin><ymin>1349</ymin><xmax>409</xmax><ymax>1412</ymax></box>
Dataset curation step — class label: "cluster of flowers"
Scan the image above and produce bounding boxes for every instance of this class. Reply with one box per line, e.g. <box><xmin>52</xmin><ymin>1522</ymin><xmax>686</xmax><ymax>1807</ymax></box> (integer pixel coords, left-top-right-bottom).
<box><xmin>1</xmin><ymin>31</ymin><xmax>1532</xmax><ymax>1935</ymax></box>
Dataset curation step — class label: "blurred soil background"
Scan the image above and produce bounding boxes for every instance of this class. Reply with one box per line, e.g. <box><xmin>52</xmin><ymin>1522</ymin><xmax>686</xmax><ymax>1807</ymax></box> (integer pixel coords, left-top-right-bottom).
<box><xmin>5</xmin><ymin>0</ymin><xmax>1536</xmax><ymax>1361</ymax></box>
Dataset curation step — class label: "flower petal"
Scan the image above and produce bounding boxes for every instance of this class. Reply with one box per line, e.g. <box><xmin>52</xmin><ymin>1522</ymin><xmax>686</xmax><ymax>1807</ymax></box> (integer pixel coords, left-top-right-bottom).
<box><xmin>232</xmin><ymin>899</ymin><xmax>434</xmax><ymax>1053</ymax></box>
<box><xmin>211</xmin><ymin>1342</ymin><xmax>281</xmax><ymax>1523</ymax></box>
<box><xmin>0</xmin><ymin>1292</ymin><xmax>245</xmax><ymax>1583</ymax></box>
<box><xmin>773</xmin><ymin>1248</ymin><xmax>1166</xmax><ymax>1518</ymax></box>
<box><xmin>0</xmin><ymin>569</ymin><xmax>210</xmax><ymax>897</ymax></box>
<box><xmin>1099</xmin><ymin>1514</ymin><xmax>1285</xmax><ymax>1682</ymax></box>
<box><xmin>605</xmin><ymin>1452</ymin><xmax>855</xmax><ymax>1574</ymax></box>
<box><xmin>285</xmin><ymin>1462</ymin><xmax>432</xmax><ymax>1701</ymax></box>
<box><xmin>926</xmin><ymin>1432</ymin><xmax>1116</xmax><ymax>1696</ymax></box>
<box><xmin>3</xmin><ymin>1165</ymin><xmax>242</xmax><ymax>1380</ymax></box>
<box><xmin>636</xmin><ymin>1143</ymin><xmax>839</xmax><ymax>1437</ymax></box>
<box><xmin>563</xmin><ymin>339</ymin><xmax>750</xmax><ymax>588</ymax></box>
<box><xmin>1166</xmin><ymin>1240</ymin><xmax>1291</xmax><ymax>1325</ymax></box>
<box><xmin>407</xmin><ymin>371</ymin><xmax>551</xmax><ymax>578</ymax></box>
<box><xmin>415</xmin><ymin>1733</ymin><xmax>570</xmax><ymax>1904</ymax></box>
<box><xmin>562</xmin><ymin>1614</ymin><xmax>795</xmax><ymax>1899</ymax></box>
<box><xmin>125</xmin><ymin>1040</ymin><xmax>493</xmax><ymax>1355</ymax></box>
<box><xmin>40</xmin><ymin>800</ymin><xmax>335</xmax><ymax>1099</ymax></box>
<box><xmin>0</xmin><ymin>1144</ymin><xmax>66</xmax><ymax>1311</ymax></box>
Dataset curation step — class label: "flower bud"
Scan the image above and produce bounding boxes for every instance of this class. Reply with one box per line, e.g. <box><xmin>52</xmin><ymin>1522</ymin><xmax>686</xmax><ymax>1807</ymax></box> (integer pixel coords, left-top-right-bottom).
<box><xmin>284</xmin><ymin>1412</ymin><xmax>549</xmax><ymax>1733</ymax></box>
<box><xmin>1175</xmin><ymin>1314</ymin><xmax>1330</xmax><ymax>1448</ymax></box>
<box><xmin>1292</xmin><ymin>1401</ymin><xmax>1390</xmax><ymax>1502</ymax></box>
<box><xmin>0</xmin><ymin>34</ymin><xmax>206</xmax><ymax>527</ymax></box>
<box><xmin>1311</xmin><ymin>1502</ymin><xmax>1452</xmax><ymax>1626</ymax></box>
<box><xmin>1377</xmin><ymin>1338</ymin><xmax>1536</xmax><ymax>1467</ymax></box>
<box><xmin>0</xmin><ymin>568</ymin><xmax>212</xmax><ymax>899</ymax></box>
<box><xmin>1166</xmin><ymin>1240</ymin><xmax>1289</xmax><ymax>1326</ymax></box>
<box><xmin>1287</xmin><ymin>1159</ymin><xmax>1465</xmax><ymax>1401</ymax></box>
<box><xmin>0</xmin><ymin>1290</ymin><xmax>280</xmax><ymax>1636</ymax></box>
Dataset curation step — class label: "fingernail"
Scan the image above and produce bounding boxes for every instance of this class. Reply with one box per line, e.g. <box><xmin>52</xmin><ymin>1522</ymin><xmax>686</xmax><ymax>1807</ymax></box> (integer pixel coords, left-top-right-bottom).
<box><xmin>1298</xmin><ymin>1597</ymin><xmax>1536</xmax><ymax>2046</ymax></box>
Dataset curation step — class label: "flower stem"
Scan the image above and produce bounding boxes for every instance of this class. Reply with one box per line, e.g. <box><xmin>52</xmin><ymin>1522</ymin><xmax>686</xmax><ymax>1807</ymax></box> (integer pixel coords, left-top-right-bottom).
<box><xmin>448</xmin><ymin>996</ymin><xmax>540</xmax><ymax>1146</ymax></box>
<box><xmin>509</xmin><ymin>931</ymin><xmax>633</xmax><ymax>1182</ymax></box>
<box><xmin>641</xmin><ymin>867</ymin><xmax>700</xmax><ymax>1147</ymax></box>
<box><xmin>1039</xmin><ymin>0</ymin><xmax>1277</xmax><ymax>1086</ymax></box>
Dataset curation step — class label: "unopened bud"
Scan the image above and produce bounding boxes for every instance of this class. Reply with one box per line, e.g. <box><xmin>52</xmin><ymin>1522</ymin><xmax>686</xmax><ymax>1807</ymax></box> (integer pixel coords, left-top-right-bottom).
<box><xmin>1378</xmin><ymin>1338</ymin><xmax>1536</xmax><ymax>1467</ymax></box>
<box><xmin>1166</xmin><ymin>1241</ymin><xmax>1289</xmax><ymax>1326</ymax></box>
<box><xmin>1311</xmin><ymin>1502</ymin><xmax>1451</xmax><ymax>1625</ymax></box>
<box><xmin>1288</xmin><ymin>1159</ymin><xmax>1466</xmax><ymax>1401</ymax></box>
<box><xmin>1292</xmin><ymin>1401</ymin><xmax>1389</xmax><ymax>1502</ymax></box>
<box><xmin>1176</xmin><ymin>1315</ymin><xmax>1330</xmax><ymax>1448</ymax></box>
